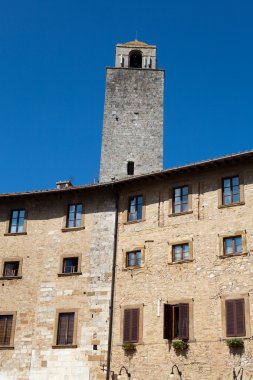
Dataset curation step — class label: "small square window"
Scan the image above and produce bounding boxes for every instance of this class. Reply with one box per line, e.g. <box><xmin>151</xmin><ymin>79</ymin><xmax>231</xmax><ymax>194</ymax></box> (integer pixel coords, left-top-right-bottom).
<box><xmin>62</xmin><ymin>257</ymin><xmax>78</xmax><ymax>274</ymax></box>
<box><xmin>223</xmin><ymin>236</ymin><xmax>242</xmax><ymax>255</ymax></box>
<box><xmin>173</xmin><ymin>186</ymin><xmax>189</xmax><ymax>213</ymax></box>
<box><xmin>3</xmin><ymin>261</ymin><xmax>19</xmax><ymax>277</ymax></box>
<box><xmin>56</xmin><ymin>312</ymin><xmax>75</xmax><ymax>346</ymax></box>
<box><xmin>66</xmin><ymin>204</ymin><xmax>83</xmax><ymax>228</ymax></box>
<box><xmin>9</xmin><ymin>209</ymin><xmax>25</xmax><ymax>234</ymax></box>
<box><xmin>222</xmin><ymin>176</ymin><xmax>240</xmax><ymax>205</ymax></box>
<box><xmin>128</xmin><ymin>195</ymin><xmax>143</xmax><ymax>221</ymax></box>
<box><xmin>126</xmin><ymin>250</ymin><xmax>142</xmax><ymax>268</ymax></box>
<box><xmin>172</xmin><ymin>244</ymin><xmax>190</xmax><ymax>262</ymax></box>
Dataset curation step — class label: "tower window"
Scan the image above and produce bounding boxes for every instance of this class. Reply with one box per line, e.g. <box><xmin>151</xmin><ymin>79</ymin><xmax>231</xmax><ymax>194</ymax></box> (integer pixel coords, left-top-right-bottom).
<box><xmin>129</xmin><ymin>50</ymin><xmax>142</xmax><ymax>68</ymax></box>
<box><xmin>127</xmin><ymin>161</ymin><xmax>134</xmax><ymax>175</ymax></box>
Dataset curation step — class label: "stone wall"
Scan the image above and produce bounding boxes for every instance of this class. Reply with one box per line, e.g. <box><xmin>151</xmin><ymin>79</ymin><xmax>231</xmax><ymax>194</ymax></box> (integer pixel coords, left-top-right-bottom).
<box><xmin>111</xmin><ymin>161</ymin><xmax>253</xmax><ymax>380</ymax></box>
<box><xmin>100</xmin><ymin>68</ymin><xmax>164</xmax><ymax>182</ymax></box>
<box><xmin>0</xmin><ymin>188</ymin><xmax>115</xmax><ymax>380</ymax></box>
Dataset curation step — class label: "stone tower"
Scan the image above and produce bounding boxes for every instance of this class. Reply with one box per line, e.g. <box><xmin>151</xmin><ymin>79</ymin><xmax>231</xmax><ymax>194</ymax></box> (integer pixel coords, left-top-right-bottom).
<box><xmin>100</xmin><ymin>40</ymin><xmax>164</xmax><ymax>182</ymax></box>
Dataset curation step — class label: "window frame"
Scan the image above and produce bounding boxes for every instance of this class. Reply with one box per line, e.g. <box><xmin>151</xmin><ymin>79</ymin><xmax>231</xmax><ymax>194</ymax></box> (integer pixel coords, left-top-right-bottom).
<box><xmin>0</xmin><ymin>258</ymin><xmax>22</xmax><ymax>280</ymax></box>
<box><xmin>58</xmin><ymin>254</ymin><xmax>82</xmax><ymax>277</ymax></box>
<box><xmin>168</xmin><ymin>240</ymin><xmax>193</xmax><ymax>264</ymax></box>
<box><xmin>221</xmin><ymin>294</ymin><xmax>250</xmax><ymax>339</ymax></box>
<box><xmin>62</xmin><ymin>203</ymin><xmax>85</xmax><ymax>232</ymax></box>
<box><xmin>5</xmin><ymin>209</ymin><xmax>27</xmax><ymax>236</ymax></box>
<box><xmin>121</xmin><ymin>191</ymin><xmax>146</xmax><ymax>224</ymax></box>
<box><xmin>219</xmin><ymin>231</ymin><xmax>247</xmax><ymax>258</ymax></box>
<box><xmin>124</xmin><ymin>247</ymin><xmax>145</xmax><ymax>270</ymax></box>
<box><xmin>52</xmin><ymin>309</ymin><xmax>78</xmax><ymax>348</ymax></box>
<box><xmin>163</xmin><ymin>299</ymin><xmax>194</xmax><ymax>342</ymax></box>
<box><xmin>121</xmin><ymin>304</ymin><xmax>143</xmax><ymax>345</ymax></box>
<box><xmin>169</xmin><ymin>184</ymin><xmax>193</xmax><ymax>216</ymax></box>
<box><xmin>218</xmin><ymin>174</ymin><xmax>245</xmax><ymax>208</ymax></box>
<box><xmin>0</xmin><ymin>311</ymin><xmax>17</xmax><ymax>349</ymax></box>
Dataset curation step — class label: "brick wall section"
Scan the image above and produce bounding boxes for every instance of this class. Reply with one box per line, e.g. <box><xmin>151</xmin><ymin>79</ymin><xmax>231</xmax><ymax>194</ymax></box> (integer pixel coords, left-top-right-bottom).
<box><xmin>0</xmin><ymin>188</ymin><xmax>115</xmax><ymax>380</ymax></box>
<box><xmin>111</xmin><ymin>161</ymin><xmax>253</xmax><ymax>380</ymax></box>
<box><xmin>100</xmin><ymin>68</ymin><xmax>164</xmax><ymax>182</ymax></box>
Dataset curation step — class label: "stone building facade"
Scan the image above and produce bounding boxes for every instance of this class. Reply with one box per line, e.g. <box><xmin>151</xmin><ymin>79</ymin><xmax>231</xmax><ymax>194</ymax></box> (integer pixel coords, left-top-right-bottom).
<box><xmin>0</xmin><ymin>40</ymin><xmax>253</xmax><ymax>380</ymax></box>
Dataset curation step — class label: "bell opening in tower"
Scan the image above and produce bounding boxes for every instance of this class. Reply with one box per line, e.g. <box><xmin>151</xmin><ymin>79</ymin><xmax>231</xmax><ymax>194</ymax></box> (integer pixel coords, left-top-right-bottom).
<box><xmin>129</xmin><ymin>50</ymin><xmax>142</xmax><ymax>68</ymax></box>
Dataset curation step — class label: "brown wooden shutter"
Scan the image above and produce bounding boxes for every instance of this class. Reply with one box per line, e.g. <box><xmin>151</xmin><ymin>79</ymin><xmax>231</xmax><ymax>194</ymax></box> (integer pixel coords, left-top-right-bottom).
<box><xmin>123</xmin><ymin>309</ymin><xmax>131</xmax><ymax>343</ymax></box>
<box><xmin>67</xmin><ymin>313</ymin><xmax>74</xmax><ymax>344</ymax></box>
<box><xmin>131</xmin><ymin>309</ymin><xmax>139</xmax><ymax>342</ymax></box>
<box><xmin>235</xmin><ymin>299</ymin><xmax>246</xmax><ymax>337</ymax></box>
<box><xmin>123</xmin><ymin>308</ymin><xmax>140</xmax><ymax>343</ymax></box>
<box><xmin>0</xmin><ymin>315</ymin><xmax>12</xmax><ymax>346</ymax></box>
<box><xmin>226</xmin><ymin>300</ymin><xmax>235</xmax><ymax>337</ymax></box>
<box><xmin>57</xmin><ymin>314</ymin><xmax>67</xmax><ymax>345</ymax></box>
<box><xmin>163</xmin><ymin>304</ymin><xmax>173</xmax><ymax>340</ymax></box>
<box><xmin>5</xmin><ymin>316</ymin><xmax>12</xmax><ymax>345</ymax></box>
<box><xmin>179</xmin><ymin>303</ymin><xmax>189</xmax><ymax>340</ymax></box>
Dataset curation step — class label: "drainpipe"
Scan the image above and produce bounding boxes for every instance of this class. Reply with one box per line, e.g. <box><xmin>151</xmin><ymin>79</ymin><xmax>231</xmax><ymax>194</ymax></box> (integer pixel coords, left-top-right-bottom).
<box><xmin>106</xmin><ymin>188</ymin><xmax>119</xmax><ymax>380</ymax></box>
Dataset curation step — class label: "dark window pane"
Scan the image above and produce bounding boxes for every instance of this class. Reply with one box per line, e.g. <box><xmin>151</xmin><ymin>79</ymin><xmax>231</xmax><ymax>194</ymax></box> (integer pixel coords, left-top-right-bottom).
<box><xmin>232</xmin><ymin>176</ymin><xmax>239</xmax><ymax>186</ymax></box>
<box><xmin>223</xmin><ymin>179</ymin><xmax>231</xmax><ymax>188</ymax></box>
<box><xmin>182</xmin><ymin>186</ymin><xmax>188</xmax><ymax>195</ymax></box>
<box><xmin>136</xmin><ymin>251</ymin><xmax>142</xmax><ymax>266</ymax></box>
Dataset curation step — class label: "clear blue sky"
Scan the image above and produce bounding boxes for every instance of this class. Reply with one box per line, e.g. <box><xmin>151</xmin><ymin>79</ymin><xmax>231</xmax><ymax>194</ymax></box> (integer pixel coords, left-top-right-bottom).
<box><xmin>0</xmin><ymin>0</ymin><xmax>252</xmax><ymax>193</ymax></box>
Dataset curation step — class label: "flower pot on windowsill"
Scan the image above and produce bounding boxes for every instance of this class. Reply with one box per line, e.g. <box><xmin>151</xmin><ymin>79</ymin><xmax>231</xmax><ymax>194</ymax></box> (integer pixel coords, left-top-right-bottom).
<box><xmin>226</xmin><ymin>338</ymin><xmax>244</xmax><ymax>348</ymax></box>
<box><xmin>122</xmin><ymin>343</ymin><xmax>136</xmax><ymax>352</ymax></box>
<box><xmin>172</xmin><ymin>339</ymin><xmax>188</xmax><ymax>351</ymax></box>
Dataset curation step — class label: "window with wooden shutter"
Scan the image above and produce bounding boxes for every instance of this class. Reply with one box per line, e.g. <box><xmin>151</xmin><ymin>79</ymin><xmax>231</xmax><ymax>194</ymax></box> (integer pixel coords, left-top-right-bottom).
<box><xmin>123</xmin><ymin>308</ymin><xmax>140</xmax><ymax>343</ymax></box>
<box><xmin>57</xmin><ymin>312</ymin><xmax>75</xmax><ymax>345</ymax></box>
<box><xmin>0</xmin><ymin>315</ymin><xmax>13</xmax><ymax>346</ymax></box>
<box><xmin>226</xmin><ymin>299</ymin><xmax>246</xmax><ymax>337</ymax></box>
<box><xmin>164</xmin><ymin>303</ymin><xmax>190</xmax><ymax>340</ymax></box>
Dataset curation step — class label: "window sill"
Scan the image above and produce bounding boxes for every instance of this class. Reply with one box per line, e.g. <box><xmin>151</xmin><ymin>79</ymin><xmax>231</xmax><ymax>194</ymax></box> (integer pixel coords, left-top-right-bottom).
<box><xmin>169</xmin><ymin>210</ymin><xmax>193</xmax><ymax>217</ymax></box>
<box><xmin>0</xmin><ymin>276</ymin><xmax>22</xmax><ymax>280</ymax></box>
<box><xmin>124</xmin><ymin>219</ymin><xmax>145</xmax><ymax>225</ymax></box>
<box><xmin>219</xmin><ymin>252</ymin><xmax>248</xmax><ymax>259</ymax></box>
<box><xmin>52</xmin><ymin>344</ymin><xmax>77</xmax><ymax>349</ymax></box>
<box><xmin>58</xmin><ymin>272</ymin><xmax>82</xmax><ymax>277</ymax></box>
<box><xmin>222</xmin><ymin>336</ymin><xmax>250</xmax><ymax>341</ymax></box>
<box><xmin>168</xmin><ymin>259</ymin><xmax>194</xmax><ymax>265</ymax></box>
<box><xmin>61</xmin><ymin>226</ymin><xmax>85</xmax><ymax>232</ymax></box>
<box><xmin>4</xmin><ymin>232</ymin><xmax>27</xmax><ymax>236</ymax></box>
<box><xmin>218</xmin><ymin>201</ymin><xmax>245</xmax><ymax>209</ymax></box>
<box><xmin>0</xmin><ymin>346</ymin><xmax>14</xmax><ymax>350</ymax></box>
<box><xmin>123</xmin><ymin>266</ymin><xmax>144</xmax><ymax>271</ymax></box>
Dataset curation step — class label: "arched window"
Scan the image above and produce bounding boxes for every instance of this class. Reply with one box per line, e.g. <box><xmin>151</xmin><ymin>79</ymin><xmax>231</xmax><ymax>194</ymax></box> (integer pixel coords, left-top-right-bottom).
<box><xmin>129</xmin><ymin>50</ymin><xmax>142</xmax><ymax>68</ymax></box>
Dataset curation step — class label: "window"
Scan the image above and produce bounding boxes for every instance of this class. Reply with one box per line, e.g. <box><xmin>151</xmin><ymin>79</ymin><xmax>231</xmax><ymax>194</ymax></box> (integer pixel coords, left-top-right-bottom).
<box><xmin>126</xmin><ymin>250</ymin><xmax>142</xmax><ymax>268</ymax></box>
<box><xmin>225</xmin><ymin>299</ymin><xmax>246</xmax><ymax>337</ymax></box>
<box><xmin>222</xmin><ymin>176</ymin><xmax>240</xmax><ymax>205</ymax></box>
<box><xmin>129</xmin><ymin>50</ymin><xmax>142</xmax><ymax>68</ymax></box>
<box><xmin>3</xmin><ymin>261</ymin><xmax>19</xmax><ymax>277</ymax></box>
<box><xmin>128</xmin><ymin>195</ymin><xmax>143</xmax><ymax>221</ymax></box>
<box><xmin>127</xmin><ymin>161</ymin><xmax>134</xmax><ymax>175</ymax></box>
<box><xmin>172</xmin><ymin>244</ymin><xmax>190</xmax><ymax>262</ymax></box>
<box><xmin>63</xmin><ymin>257</ymin><xmax>78</xmax><ymax>274</ymax></box>
<box><xmin>164</xmin><ymin>303</ymin><xmax>189</xmax><ymax>340</ymax></box>
<box><xmin>66</xmin><ymin>204</ymin><xmax>82</xmax><ymax>228</ymax></box>
<box><xmin>123</xmin><ymin>308</ymin><xmax>140</xmax><ymax>343</ymax></box>
<box><xmin>0</xmin><ymin>314</ymin><xmax>14</xmax><ymax>347</ymax></box>
<box><xmin>9</xmin><ymin>209</ymin><xmax>25</xmax><ymax>233</ymax></box>
<box><xmin>173</xmin><ymin>186</ymin><xmax>189</xmax><ymax>213</ymax></box>
<box><xmin>57</xmin><ymin>312</ymin><xmax>75</xmax><ymax>346</ymax></box>
<box><xmin>223</xmin><ymin>236</ymin><xmax>242</xmax><ymax>255</ymax></box>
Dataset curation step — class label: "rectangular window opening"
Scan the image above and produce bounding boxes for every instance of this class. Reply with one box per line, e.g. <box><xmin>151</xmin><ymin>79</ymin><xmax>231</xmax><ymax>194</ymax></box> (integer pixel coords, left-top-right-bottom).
<box><xmin>0</xmin><ymin>315</ymin><xmax>13</xmax><ymax>346</ymax></box>
<box><xmin>126</xmin><ymin>250</ymin><xmax>142</xmax><ymax>268</ymax></box>
<box><xmin>3</xmin><ymin>261</ymin><xmax>19</xmax><ymax>277</ymax></box>
<box><xmin>57</xmin><ymin>312</ymin><xmax>75</xmax><ymax>346</ymax></box>
<box><xmin>222</xmin><ymin>176</ymin><xmax>240</xmax><ymax>205</ymax></box>
<box><xmin>123</xmin><ymin>308</ymin><xmax>140</xmax><ymax>343</ymax></box>
<box><xmin>128</xmin><ymin>195</ymin><xmax>143</xmax><ymax>221</ymax></box>
<box><xmin>9</xmin><ymin>209</ymin><xmax>25</xmax><ymax>234</ymax></box>
<box><xmin>66</xmin><ymin>204</ymin><xmax>83</xmax><ymax>228</ymax></box>
<box><xmin>173</xmin><ymin>186</ymin><xmax>189</xmax><ymax>213</ymax></box>
<box><xmin>62</xmin><ymin>257</ymin><xmax>79</xmax><ymax>274</ymax></box>
<box><xmin>164</xmin><ymin>303</ymin><xmax>189</xmax><ymax>340</ymax></box>
<box><xmin>223</xmin><ymin>236</ymin><xmax>242</xmax><ymax>255</ymax></box>
<box><xmin>127</xmin><ymin>161</ymin><xmax>134</xmax><ymax>175</ymax></box>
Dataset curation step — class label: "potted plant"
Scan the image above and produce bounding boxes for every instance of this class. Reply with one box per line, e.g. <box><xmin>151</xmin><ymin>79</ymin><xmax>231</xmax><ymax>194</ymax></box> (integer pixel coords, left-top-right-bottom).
<box><xmin>122</xmin><ymin>342</ymin><xmax>136</xmax><ymax>352</ymax></box>
<box><xmin>226</xmin><ymin>338</ymin><xmax>244</xmax><ymax>348</ymax></box>
<box><xmin>172</xmin><ymin>339</ymin><xmax>188</xmax><ymax>351</ymax></box>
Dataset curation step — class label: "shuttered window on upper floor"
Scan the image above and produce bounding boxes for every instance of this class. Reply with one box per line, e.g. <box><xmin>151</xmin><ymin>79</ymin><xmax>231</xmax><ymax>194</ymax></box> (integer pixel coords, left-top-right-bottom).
<box><xmin>123</xmin><ymin>308</ymin><xmax>140</xmax><ymax>343</ymax></box>
<box><xmin>164</xmin><ymin>303</ymin><xmax>189</xmax><ymax>340</ymax></box>
<box><xmin>225</xmin><ymin>299</ymin><xmax>246</xmax><ymax>337</ymax></box>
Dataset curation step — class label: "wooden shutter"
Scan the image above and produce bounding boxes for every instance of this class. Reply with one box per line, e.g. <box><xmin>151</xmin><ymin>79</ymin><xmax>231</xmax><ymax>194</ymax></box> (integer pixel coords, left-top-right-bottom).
<box><xmin>123</xmin><ymin>308</ymin><xmax>140</xmax><ymax>343</ymax></box>
<box><xmin>163</xmin><ymin>304</ymin><xmax>173</xmax><ymax>340</ymax></box>
<box><xmin>57</xmin><ymin>314</ymin><xmax>67</xmax><ymax>345</ymax></box>
<box><xmin>179</xmin><ymin>303</ymin><xmax>189</xmax><ymax>340</ymax></box>
<box><xmin>226</xmin><ymin>299</ymin><xmax>246</xmax><ymax>337</ymax></box>
<box><xmin>67</xmin><ymin>313</ymin><xmax>74</xmax><ymax>344</ymax></box>
<box><xmin>235</xmin><ymin>299</ymin><xmax>246</xmax><ymax>337</ymax></box>
<box><xmin>0</xmin><ymin>315</ymin><xmax>13</xmax><ymax>346</ymax></box>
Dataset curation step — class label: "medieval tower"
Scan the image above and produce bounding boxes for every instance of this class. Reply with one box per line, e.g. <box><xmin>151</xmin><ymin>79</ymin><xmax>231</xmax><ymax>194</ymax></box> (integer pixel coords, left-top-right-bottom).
<box><xmin>100</xmin><ymin>40</ymin><xmax>164</xmax><ymax>182</ymax></box>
